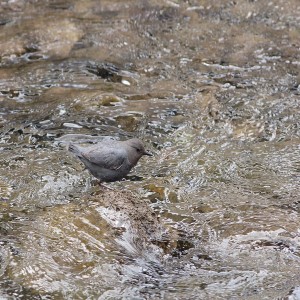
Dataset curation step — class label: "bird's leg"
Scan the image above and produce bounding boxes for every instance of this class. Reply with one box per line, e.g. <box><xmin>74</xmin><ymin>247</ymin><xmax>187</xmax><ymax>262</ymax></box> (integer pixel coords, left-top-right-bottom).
<box><xmin>98</xmin><ymin>181</ymin><xmax>114</xmax><ymax>191</ymax></box>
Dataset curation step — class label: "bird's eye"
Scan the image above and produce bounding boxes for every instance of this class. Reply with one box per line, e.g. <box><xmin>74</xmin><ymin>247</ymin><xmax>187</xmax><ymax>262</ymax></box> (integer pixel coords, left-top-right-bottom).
<box><xmin>136</xmin><ymin>148</ymin><xmax>141</xmax><ymax>152</ymax></box>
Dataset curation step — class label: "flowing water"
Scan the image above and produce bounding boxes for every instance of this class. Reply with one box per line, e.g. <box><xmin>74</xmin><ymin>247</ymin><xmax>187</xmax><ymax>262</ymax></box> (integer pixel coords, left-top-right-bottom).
<box><xmin>0</xmin><ymin>0</ymin><xmax>300</xmax><ymax>299</ymax></box>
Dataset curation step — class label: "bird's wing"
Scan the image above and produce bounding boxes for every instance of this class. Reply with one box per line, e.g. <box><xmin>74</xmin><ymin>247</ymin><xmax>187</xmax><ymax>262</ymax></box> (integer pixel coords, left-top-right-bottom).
<box><xmin>82</xmin><ymin>147</ymin><xmax>127</xmax><ymax>170</ymax></box>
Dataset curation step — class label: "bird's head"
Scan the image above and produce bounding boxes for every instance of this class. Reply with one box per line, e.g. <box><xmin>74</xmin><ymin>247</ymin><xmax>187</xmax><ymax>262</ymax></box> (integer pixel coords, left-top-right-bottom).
<box><xmin>125</xmin><ymin>138</ymin><xmax>152</xmax><ymax>165</ymax></box>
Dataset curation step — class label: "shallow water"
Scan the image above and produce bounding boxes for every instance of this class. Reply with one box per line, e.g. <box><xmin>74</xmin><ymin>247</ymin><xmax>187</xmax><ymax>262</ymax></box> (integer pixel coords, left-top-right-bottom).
<box><xmin>0</xmin><ymin>0</ymin><xmax>300</xmax><ymax>299</ymax></box>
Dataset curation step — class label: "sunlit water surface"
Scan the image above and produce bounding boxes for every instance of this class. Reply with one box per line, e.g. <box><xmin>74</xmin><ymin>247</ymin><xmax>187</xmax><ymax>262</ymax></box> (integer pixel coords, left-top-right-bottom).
<box><xmin>0</xmin><ymin>0</ymin><xmax>299</xmax><ymax>299</ymax></box>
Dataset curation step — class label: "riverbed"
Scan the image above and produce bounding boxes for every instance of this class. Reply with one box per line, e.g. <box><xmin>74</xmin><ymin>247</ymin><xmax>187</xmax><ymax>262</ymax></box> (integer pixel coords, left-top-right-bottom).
<box><xmin>0</xmin><ymin>0</ymin><xmax>300</xmax><ymax>299</ymax></box>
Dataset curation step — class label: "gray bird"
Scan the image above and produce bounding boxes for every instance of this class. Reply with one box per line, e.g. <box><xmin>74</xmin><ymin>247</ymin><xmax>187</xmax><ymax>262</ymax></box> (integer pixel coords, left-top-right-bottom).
<box><xmin>68</xmin><ymin>138</ymin><xmax>152</xmax><ymax>185</ymax></box>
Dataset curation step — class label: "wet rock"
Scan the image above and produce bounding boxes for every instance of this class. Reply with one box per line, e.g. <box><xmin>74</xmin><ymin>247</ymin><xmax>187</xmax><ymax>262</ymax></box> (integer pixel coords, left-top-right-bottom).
<box><xmin>192</xmin><ymin>204</ymin><xmax>215</xmax><ymax>213</ymax></box>
<box><xmin>89</xmin><ymin>190</ymin><xmax>168</xmax><ymax>249</ymax></box>
<box><xmin>0</xmin><ymin>18</ymin><xmax>84</xmax><ymax>62</ymax></box>
<box><xmin>115</xmin><ymin>114</ymin><xmax>143</xmax><ymax>132</ymax></box>
<box><xmin>144</xmin><ymin>184</ymin><xmax>166</xmax><ymax>202</ymax></box>
<box><xmin>96</xmin><ymin>94</ymin><xmax>122</xmax><ymax>107</ymax></box>
<box><xmin>86</xmin><ymin>62</ymin><xmax>122</xmax><ymax>82</ymax></box>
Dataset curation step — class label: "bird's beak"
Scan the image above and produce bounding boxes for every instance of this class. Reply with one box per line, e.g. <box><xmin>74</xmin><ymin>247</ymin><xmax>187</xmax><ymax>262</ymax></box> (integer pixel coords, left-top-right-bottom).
<box><xmin>143</xmin><ymin>150</ymin><xmax>153</xmax><ymax>156</ymax></box>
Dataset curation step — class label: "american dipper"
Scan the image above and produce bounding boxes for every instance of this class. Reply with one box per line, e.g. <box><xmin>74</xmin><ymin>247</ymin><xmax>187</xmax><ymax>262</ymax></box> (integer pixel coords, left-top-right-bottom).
<box><xmin>68</xmin><ymin>138</ymin><xmax>152</xmax><ymax>184</ymax></box>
